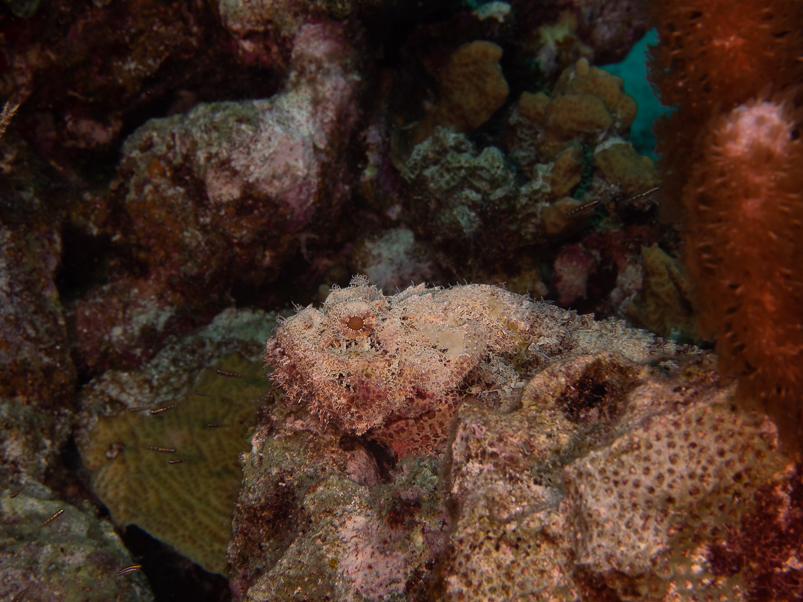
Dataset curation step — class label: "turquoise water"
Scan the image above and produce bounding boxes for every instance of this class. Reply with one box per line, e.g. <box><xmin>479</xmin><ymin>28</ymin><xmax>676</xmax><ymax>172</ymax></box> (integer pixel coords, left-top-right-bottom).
<box><xmin>602</xmin><ymin>29</ymin><xmax>673</xmax><ymax>159</ymax></box>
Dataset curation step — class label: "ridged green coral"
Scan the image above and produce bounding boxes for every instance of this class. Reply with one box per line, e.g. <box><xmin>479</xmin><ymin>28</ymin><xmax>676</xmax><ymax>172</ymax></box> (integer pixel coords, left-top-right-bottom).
<box><xmin>80</xmin><ymin>353</ymin><xmax>267</xmax><ymax>575</ymax></box>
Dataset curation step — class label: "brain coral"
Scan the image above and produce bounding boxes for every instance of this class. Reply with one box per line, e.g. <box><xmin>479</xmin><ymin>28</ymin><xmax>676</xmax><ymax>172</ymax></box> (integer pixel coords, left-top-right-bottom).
<box><xmin>80</xmin><ymin>354</ymin><xmax>266</xmax><ymax>575</ymax></box>
<box><xmin>77</xmin><ymin>308</ymin><xmax>276</xmax><ymax>575</ymax></box>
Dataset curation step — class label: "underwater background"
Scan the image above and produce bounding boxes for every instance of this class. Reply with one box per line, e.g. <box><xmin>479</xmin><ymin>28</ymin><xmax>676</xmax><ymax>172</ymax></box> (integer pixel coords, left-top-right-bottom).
<box><xmin>1</xmin><ymin>0</ymin><xmax>801</xmax><ymax>600</ymax></box>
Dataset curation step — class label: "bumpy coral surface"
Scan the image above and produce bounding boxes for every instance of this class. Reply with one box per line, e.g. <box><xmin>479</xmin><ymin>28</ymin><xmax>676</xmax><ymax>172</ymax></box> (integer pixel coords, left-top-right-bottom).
<box><xmin>116</xmin><ymin>22</ymin><xmax>361</xmax><ymax>278</ymax></box>
<box><xmin>413</xmin><ymin>40</ymin><xmax>509</xmax><ymax>143</ymax></box>
<box><xmin>402</xmin><ymin>56</ymin><xmax>657</xmax><ymax>279</ymax></box>
<box><xmin>626</xmin><ymin>243</ymin><xmax>698</xmax><ymax>342</ymax></box>
<box><xmin>229</xmin><ymin>398</ymin><xmax>446</xmax><ymax>600</ymax></box>
<box><xmin>77</xmin><ymin>308</ymin><xmax>276</xmax><ymax>575</ymax></box>
<box><xmin>351</xmin><ymin>228</ymin><xmax>437</xmax><ymax>293</ymax></box>
<box><xmin>70</xmin><ymin>21</ymin><xmax>362</xmax><ymax>373</ymax></box>
<box><xmin>443</xmin><ymin>352</ymin><xmax>800</xmax><ymax>602</ymax></box>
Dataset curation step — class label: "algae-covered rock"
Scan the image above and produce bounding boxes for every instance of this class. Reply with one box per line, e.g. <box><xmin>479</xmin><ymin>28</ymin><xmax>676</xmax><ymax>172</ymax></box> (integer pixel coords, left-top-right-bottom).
<box><xmin>0</xmin><ymin>480</ymin><xmax>153</xmax><ymax>601</ymax></box>
<box><xmin>229</xmin><ymin>397</ymin><xmax>446</xmax><ymax>601</ymax></box>
<box><xmin>0</xmin><ymin>222</ymin><xmax>76</xmax><ymax>482</ymax></box>
<box><xmin>77</xmin><ymin>308</ymin><xmax>276</xmax><ymax>575</ymax></box>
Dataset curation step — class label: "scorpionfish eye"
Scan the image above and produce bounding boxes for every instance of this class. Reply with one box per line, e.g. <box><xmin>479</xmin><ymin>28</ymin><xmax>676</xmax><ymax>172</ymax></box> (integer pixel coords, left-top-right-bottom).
<box><xmin>347</xmin><ymin>316</ymin><xmax>365</xmax><ymax>331</ymax></box>
<box><xmin>334</xmin><ymin>301</ymin><xmax>376</xmax><ymax>338</ymax></box>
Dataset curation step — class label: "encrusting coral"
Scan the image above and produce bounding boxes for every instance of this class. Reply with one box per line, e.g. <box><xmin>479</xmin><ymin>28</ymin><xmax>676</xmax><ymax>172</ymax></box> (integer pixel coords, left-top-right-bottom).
<box><xmin>444</xmin><ymin>352</ymin><xmax>798</xmax><ymax>601</ymax></box>
<box><xmin>626</xmin><ymin>243</ymin><xmax>698</xmax><ymax>342</ymax></box>
<box><xmin>648</xmin><ymin>0</ymin><xmax>803</xmax><ymax>452</ymax></box>
<box><xmin>401</xmin><ymin>56</ymin><xmax>657</xmax><ymax>279</ymax></box>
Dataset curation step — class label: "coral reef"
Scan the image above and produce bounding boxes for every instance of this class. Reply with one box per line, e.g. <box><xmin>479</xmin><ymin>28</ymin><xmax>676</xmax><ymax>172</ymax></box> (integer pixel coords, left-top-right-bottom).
<box><xmin>117</xmin><ymin>22</ymin><xmax>360</xmax><ymax>275</ymax></box>
<box><xmin>398</xmin><ymin>56</ymin><xmax>657</xmax><ymax>281</ymax></box>
<box><xmin>507</xmin><ymin>57</ymin><xmax>652</xmax><ymax>183</ymax></box>
<box><xmin>77</xmin><ymin>308</ymin><xmax>276</xmax><ymax>575</ymax></box>
<box><xmin>230</xmin><ymin>408</ymin><xmax>446</xmax><ymax>601</ymax></box>
<box><xmin>626</xmin><ymin>243</ymin><xmax>697</xmax><ymax>342</ymax></box>
<box><xmin>442</xmin><ymin>352</ymin><xmax>799</xmax><ymax>601</ymax></box>
<box><xmin>69</xmin><ymin>21</ymin><xmax>362</xmax><ymax>374</ymax></box>
<box><xmin>9</xmin><ymin>1</ymin><xmax>803</xmax><ymax>600</ymax></box>
<box><xmin>351</xmin><ymin>228</ymin><xmax>438</xmax><ymax>293</ymax></box>
<box><xmin>648</xmin><ymin>0</ymin><xmax>803</xmax><ymax>451</ymax></box>
<box><xmin>0</xmin><ymin>480</ymin><xmax>153</xmax><ymax>601</ymax></box>
<box><xmin>512</xmin><ymin>0</ymin><xmax>650</xmax><ymax>65</ymax></box>
<box><xmin>237</xmin><ymin>279</ymin><xmax>802</xmax><ymax>602</ymax></box>
<box><xmin>0</xmin><ymin>0</ymin><xmax>213</xmax><ymax>161</ymax></box>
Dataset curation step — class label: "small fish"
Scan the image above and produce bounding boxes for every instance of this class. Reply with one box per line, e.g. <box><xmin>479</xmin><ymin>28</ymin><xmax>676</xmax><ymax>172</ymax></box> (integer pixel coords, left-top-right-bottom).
<box><xmin>206</xmin><ymin>423</ymin><xmax>225</xmax><ymax>429</ymax></box>
<box><xmin>9</xmin><ymin>485</ymin><xmax>24</xmax><ymax>498</ymax></box>
<box><xmin>168</xmin><ymin>458</ymin><xmax>188</xmax><ymax>465</ymax></box>
<box><xmin>215</xmin><ymin>369</ymin><xmax>244</xmax><ymax>379</ymax></box>
<box><xmin>143</xmin><ymin>446</ymin><xmax>177</xmax><ymax>454</ymax></box>
<box><xmin>128</xmin><ymin>406</ymin><xmax>149</xmax><ymax>413</ymax></box>
<box><xmin>193</xmin><ymin>390</ymin><xmax>213</xmax><ymax>398</ymax></box>
<box><xmin>629</xmin><ymin>186</ymin><xmax>660</xmax><ymax>202</ymax></box>
<box><xmin>150</xmin><ymin>403</ymin><xmax>180</xmax><ymax>415</ymax></box>
<box><xmin>563</xmin><ymin>199</ymin><xmax>599</xmax><ymax>217</ymax></box>
<box><xmin>11</xmin><ymin>585</ymin><xmax>30</xmax><ymax>602</ymax></box>
<box><xmin>116</xmin><ymin>564</ymin><xmax>143</xmax><ymax>577</ymax></box>
<box><xmin>40</xmin><ymin>508</ymin><xmax>64</xmax><ymax>528</ymax></box>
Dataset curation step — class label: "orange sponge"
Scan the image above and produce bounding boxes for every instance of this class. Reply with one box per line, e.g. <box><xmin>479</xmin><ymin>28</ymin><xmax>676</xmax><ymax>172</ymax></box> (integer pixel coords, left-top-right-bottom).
<box><xmin>686</xmin><ymin>98</ymin><xmax>803</xmax><ymax>450</ymax></box>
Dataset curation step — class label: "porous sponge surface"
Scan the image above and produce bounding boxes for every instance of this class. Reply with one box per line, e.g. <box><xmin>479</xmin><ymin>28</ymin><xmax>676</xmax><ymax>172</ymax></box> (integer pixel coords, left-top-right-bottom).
<box><xmin>81</xmin><ymin>353</ymin><xmax>266</xmax><ymax>574</ymax></box>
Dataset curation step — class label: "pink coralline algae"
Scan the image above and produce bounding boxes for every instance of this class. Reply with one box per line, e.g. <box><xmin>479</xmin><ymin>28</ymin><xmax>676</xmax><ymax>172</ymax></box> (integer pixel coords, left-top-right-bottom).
<box><xmin>266</xmin><ymin>275</ymin><xmax>671</xmax><ymax>457</ymax></box>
